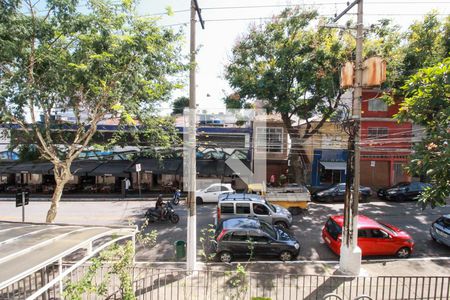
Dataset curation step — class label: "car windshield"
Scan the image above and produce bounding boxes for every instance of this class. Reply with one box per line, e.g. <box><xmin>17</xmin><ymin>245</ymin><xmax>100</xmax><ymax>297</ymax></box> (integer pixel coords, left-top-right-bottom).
<box><xmin>260</xmin><ymin>222</ymin><xmax>277</xmax><ymax>239</ymax></box>
<box><xmin>436</xmin><ymin>217</ymin><xmax>450</xmax><ymax>228</ymax></box>
<box><xmin>378</xmin><ymin>222</ymin><xmax>396</xmax><ymax>235</ymax></box>
<box><xmin>264</xmin><ymin>200</ymin><xmax>277</xmax><ymax>212</ymax></box>
<box><xmin>393</xmin><ymin>182</ymin><xmax>409</xmax><ymax>188</ymax></box>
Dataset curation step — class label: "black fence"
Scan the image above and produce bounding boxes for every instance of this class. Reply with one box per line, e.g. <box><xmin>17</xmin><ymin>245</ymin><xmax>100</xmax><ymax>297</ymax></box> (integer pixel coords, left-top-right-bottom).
<box><xmin>2</xmin><ymin>265</ymin><xmax>450</xmax><ymax>300</ymax></box>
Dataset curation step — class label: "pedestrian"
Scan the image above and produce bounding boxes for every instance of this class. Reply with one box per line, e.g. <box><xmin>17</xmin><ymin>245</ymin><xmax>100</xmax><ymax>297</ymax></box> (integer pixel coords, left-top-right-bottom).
<box><xmin>124</xmin><ymin>178</ymin><xmax>131</xmax><ymax>198</ymax></box>
<box><xmin>269</xmin><ymin>174</ymin><xmax>276</xmax><ymax>187</ymax></box>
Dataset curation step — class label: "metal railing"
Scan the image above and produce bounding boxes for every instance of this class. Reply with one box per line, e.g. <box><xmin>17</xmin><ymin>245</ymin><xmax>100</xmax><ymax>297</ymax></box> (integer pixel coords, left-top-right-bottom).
<box><xmin>71</xmin><ymin>266</ymin><xmax>450</xmax><ymax>300</ymax></box>
<box><xmin>2</xmin><ymin>265</ymin><xmax>450</xmax><ymax>300</ymax></box>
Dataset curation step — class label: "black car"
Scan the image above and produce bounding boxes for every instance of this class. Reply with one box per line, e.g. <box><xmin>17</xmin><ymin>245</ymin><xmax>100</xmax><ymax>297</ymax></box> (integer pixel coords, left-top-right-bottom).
<box><xmin>378</xmin><ymin>181</ymin><xmax>431</xmax><ymax>201</ymax></box>
<box><xmin>311</xmin><ymin>183</ymin><xmax>372</xmax><ymax>203</ymax></box>
<box><xmin>212</xmin><ymin>217</ymin><xmax>300</xmax><ymax>263</ymax></box>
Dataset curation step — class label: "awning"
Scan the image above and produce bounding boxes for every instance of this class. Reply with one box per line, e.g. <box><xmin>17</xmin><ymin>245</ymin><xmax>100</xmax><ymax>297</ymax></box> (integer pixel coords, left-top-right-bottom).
<box><xmin>0</xmin><ymin>163</ymin><xmax>16</xmax><ymax>174</ymax></box>
<box><xmin>320</xmin><ymin>161</ymin><xmax>347</xmax><ymax>170</ymax></box>
<box><xmin>5</xmin><ymin>162</ymin><xmax>54</xmax><ymax>174</ymax></box>
<box><xmin>71</xmin><ymin>160</ymin><xmax>104</xmax><ymax>176</ymax></box>
<box><xmin>88</xmin><ymin>160</ymin><xmax>133</xmax><ymax>177</ymax></box>
<box><xmin>0</xmin><ymin>221</ymin><xmax>136</xmax><ymax>294</ymax></box>
<box><xmin>127</xmin><ymin>158</ymin><xmax>162</xmax><ymax>173</ymax></box>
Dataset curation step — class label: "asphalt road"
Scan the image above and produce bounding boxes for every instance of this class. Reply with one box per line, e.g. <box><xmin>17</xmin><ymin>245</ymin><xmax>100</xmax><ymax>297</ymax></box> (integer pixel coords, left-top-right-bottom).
<box><xmin>0</xmin><ymin>199</ymin><xmax>449</xmax><ymax>262</ymax></box>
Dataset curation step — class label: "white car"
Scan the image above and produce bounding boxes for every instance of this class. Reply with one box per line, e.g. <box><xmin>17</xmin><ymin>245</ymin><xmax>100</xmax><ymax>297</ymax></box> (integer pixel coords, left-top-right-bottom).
<box><xmin>196</xmin><ymin>183</ymin><xmax>234</xmax><ymax>204</ymax></box>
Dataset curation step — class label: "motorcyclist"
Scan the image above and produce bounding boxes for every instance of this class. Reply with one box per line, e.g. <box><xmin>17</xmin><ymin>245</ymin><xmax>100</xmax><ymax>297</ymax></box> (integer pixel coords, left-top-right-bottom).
<box><xmin>155</xmin><ymin>194</ymin><xmax>165</xmax><ymax>220</ymax></box>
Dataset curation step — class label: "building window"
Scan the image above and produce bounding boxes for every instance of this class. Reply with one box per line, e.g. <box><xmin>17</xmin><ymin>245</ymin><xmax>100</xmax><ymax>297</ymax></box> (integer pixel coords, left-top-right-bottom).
<box><xmin>368</xmin><ymin>98</ymin><xmax>388</xmax><ymax>111</ymax></box>
<box><xmin>367</xmin><ymin>127</ymin><xmax>388</xmax><ymax>139</ymax></box>
<box><xmin>256</xmin><ymin>127</ymin><xmax>283</xmax><ymax>152</ymax></box>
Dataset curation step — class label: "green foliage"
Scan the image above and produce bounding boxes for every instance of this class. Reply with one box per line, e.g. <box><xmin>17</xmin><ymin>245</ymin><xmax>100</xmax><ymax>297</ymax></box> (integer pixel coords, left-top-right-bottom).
<box><xmin>364</xmin><ymin>19</ymin><xmax>406</xmax><ymax>91</ymax></box>
<box><xmin>17</xmin><ymin>144</ymin><xmax>41</xmax><ymax>161</ymax></box>
<box><xmin>403</xmin><ymin>13</ymin><xmax>450</xmax><ymax>80</ymax></box>
<box><xmin>225</xmin><ymin>263</ymin><xmax>249</xmax><ymax>300</ymax></box>
<box><xmin>0</xmin><ymin>0</ymin><xmax>186</xmax><ymax>221</ymax></box>
<box><xmin>172</xmin><ymin>96</ymin><xmax>189</xmax><ymax>115</ymax></box>
<box><xmin>225</xmin><ymin>8</ymin><xmax>351</xmax><ymax>119</ymax></box>
<box><xmin>133</xmin><ymin>218</ymin><xmax>158</xmax><ymax>248</ymax></box>
<box><xmin>396</xmin><ymin>58</ymin><xmax>450</xmax><ymax>208</ymax></box>
<box><xmin>199</xmin><ymin>224</ymin><xmax>216</xmax><ymax>262</ymax></box>
<box><xmin>64</xmin><ymin>221</ymin><xmax>158</xmax><ymax>299</ymax></box>
<box><xmin>381</xmin><ymin>12</ymin><xmax>450</xmax><ymax>95</ymax></box>
<box><xmin>64</xmin><ymin>241</ymin><xmax>136</xmax><ymax>300</ymax></box>
<box><xmin>0</xmin><ymin>0</ymin><xmax>186</xmax><ymax>161</ymax></box>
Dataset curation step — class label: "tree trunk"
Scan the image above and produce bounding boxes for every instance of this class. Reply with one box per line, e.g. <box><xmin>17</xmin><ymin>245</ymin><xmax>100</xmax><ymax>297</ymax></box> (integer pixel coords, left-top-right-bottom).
<box><xmin>281</xmin><ymin>113</ymin><xmax>310</xmax><ymax>184</ymax></box>
<box><xmin>46</xmin><ymin>165</ymin><xmax>71</xmax><ymax>223</ymax></box>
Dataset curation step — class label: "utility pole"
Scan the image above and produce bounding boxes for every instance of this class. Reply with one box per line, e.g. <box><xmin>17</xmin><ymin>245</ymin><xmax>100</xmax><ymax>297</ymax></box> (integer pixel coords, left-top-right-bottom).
<box><xmin>187</xmin><ymin>0</ymin><xmax>204</xmax><ymax>272</ymax></box>
<box><xmin>331</xmin><ymin>0</ymin><xmax>364</xmax><ymax>275</ymax></box>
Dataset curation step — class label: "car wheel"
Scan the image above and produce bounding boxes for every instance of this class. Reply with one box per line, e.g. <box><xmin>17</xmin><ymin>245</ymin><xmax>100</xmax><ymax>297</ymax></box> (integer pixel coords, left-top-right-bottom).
<box><xmin>396</xmin><ymin>247</ymin><xmax>411</xmax><ymax>258</ymax></box>
<box><xmin>274</xmin><ymin>221</ymin><xmax>288</xmax><ymax>229</ymax></box>
<box><xmin>219</xmin><ymin>251</ymin><xmax>232</xmax><ymax>263</ymax></box>
<box><xmin>279</xmin><ymin>250</ymin><xmax>293</xmax><ymax>261</ymax></box>
<box><xmin>324</xmin><ymin>196</ymin><xmax>334</xmax><ymax>203</ymax></box>
<box><xmin>396</xmin><ymin>194</ymin><xmax>406</xmax><ymax>202</ymax></box>
<box><xmin>196</xmin><ymin>197</ymin><xmax>203</xmax><ymax>205</ymax></box>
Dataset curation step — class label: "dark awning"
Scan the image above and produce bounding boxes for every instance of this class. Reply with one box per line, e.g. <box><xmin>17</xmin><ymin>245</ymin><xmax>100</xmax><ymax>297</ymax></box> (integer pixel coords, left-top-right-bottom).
<box><xmin>159</xmin><ymin>159</ymin><xmax>182</xmax><ymax>175</ymax></box>
<box><xmin>127</xmin><ymin>158</ymin><xmax>162</xmax><ymax>173</ymax></box>
<box><xmin>87</xmin><ymin>160</ymin><xmax>133</xmax><ymax>177</ymax></box>
<box><xmin>4</xmin><ymin>162</ymin><xmax>53</xmax><ymax>174</ymax></box>
<box><xmin>0</xmin><ymin>163</ymin><xmax>16</xmax><ymax>174</ymax></box>
<box><xmin>71</xmin><ymin>160</ymin><xmax>104</xmax><ymax>176</ymax></box>
<box><xmin>196</xmin><ymin>160</ymin><xmax>219</xmax><ymax>176</ymax></box>
<box><xmin>320</xmin><ymin>161</ymin><xmax>347</xmax><ymax>171</ymax></box>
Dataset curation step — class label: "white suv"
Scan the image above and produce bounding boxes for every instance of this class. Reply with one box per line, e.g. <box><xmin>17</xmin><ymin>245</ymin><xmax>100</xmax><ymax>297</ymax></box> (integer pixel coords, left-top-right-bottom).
<box><xmin>196</xmin><ymin>183</ymin><xmax>234</xmax><ymax>204</ymax></box>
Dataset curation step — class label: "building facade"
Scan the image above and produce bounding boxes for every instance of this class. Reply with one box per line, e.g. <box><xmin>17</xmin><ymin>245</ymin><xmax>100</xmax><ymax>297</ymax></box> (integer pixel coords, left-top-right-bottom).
<box><xmin>360</xmin><ymin>90</ymin><xmax>412</xmax><ymax>189</ymax></box>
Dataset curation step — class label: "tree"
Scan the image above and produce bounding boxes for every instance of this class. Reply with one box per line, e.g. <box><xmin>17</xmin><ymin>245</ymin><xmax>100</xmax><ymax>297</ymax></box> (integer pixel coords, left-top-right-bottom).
<box><xmin>380</xmin><ymin>12</ymin><xmax>450</xmax><ymax>95</ymax></box>
<box><xmin>225</xmin><ymin>8</ymin><xmax>352</xmax><ymax>183</ymax></box>
<box><xmin>0</xmin><ymin>0</ymin><xmax>186</xmax><ymax>222</ymax></box>
<box><xmin>396</xmin><ymin>58</ymin><xmax>450</xmax><ymax>208</ymax></box>
<box><xmin>171</xmin><ymin>96</ymin><xmax>189</xmax><ymax>115</ymax></box>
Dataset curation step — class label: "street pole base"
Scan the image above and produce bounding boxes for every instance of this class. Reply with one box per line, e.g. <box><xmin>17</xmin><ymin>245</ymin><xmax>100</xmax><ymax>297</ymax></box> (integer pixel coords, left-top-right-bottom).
<box><xmin>338</xmin><ymin>244</ymin><xmax>365</xmax><ymax>276</ymax></box>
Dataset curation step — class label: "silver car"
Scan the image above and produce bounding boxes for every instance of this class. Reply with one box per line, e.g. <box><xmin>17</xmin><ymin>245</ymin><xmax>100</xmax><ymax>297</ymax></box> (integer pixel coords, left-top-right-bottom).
<box><xmin>430</xmin><ymin>215</ymin><xmax>450</xmax><ymax>247</ymax></box>
<box><xmin>216</xmin><ymin>193</ymin><xmax>293</xmax><ymax>229</ymax></box>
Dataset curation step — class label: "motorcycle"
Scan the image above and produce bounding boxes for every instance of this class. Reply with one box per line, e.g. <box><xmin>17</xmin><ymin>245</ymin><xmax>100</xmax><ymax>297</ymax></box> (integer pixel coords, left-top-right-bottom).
<box><xmin>171</xmin><ymin>189</ymin><xmax>181</xmax><ymax>205</ymax></box>
<box><xmin>145</xmin><ymin>201</ymin><xmax>180</xmax><ymax>224</ymax></box>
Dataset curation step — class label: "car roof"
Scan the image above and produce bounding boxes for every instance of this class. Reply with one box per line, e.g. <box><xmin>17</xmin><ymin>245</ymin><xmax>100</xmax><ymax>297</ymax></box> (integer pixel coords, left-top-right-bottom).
<box><xmin>219</xmin><ymin>193</ymin><xmax>263</xmax><ymax>202</ymax></box>
<box><xmin>208</xmin><ymin>183</ymin><xmax>231</xmax><ymax>187</ymax></box>
<box><xmin>220</xmin><ymin>217</ymin><xmax>261</xmax><ymax>230</ymax></box>
<box><xmin>330</xmin><ymin>215</ymin><xmax>381</xmax><ymax>229</ymax></box>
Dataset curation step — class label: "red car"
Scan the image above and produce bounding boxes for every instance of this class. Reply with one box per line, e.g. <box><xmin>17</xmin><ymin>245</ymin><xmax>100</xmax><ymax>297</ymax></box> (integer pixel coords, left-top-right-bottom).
<box><xmin>322</xmin><ymin>215</ymin><xmax>414</xmax><ymax>258</ymax></box>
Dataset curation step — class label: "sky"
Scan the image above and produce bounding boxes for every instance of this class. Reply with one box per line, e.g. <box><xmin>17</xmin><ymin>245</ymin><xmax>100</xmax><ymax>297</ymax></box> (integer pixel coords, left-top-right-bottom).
<box><xmin>136</xmin><ymin>0</ymin><xmax>449</xmax><ymax>115</ymax></box>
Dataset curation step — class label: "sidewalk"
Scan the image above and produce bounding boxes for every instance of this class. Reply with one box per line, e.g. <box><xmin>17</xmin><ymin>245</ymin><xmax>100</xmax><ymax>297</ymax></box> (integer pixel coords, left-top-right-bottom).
<box><xmin>138</xmin><ymin>258</ymin><xmax>450</xmax><ymax>277</ymax></box>
<box><xmin>0</xmin><ymin>193</ymin><xmax>179</xmax><ymax>202</ymax></box>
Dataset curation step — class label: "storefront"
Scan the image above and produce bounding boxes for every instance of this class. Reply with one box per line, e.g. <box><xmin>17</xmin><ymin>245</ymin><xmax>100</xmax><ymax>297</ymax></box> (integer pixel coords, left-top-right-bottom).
<box><xmin>311</xmin><ymin>149</ymin><xmax>348</xmax><ymax>187</ymax></box>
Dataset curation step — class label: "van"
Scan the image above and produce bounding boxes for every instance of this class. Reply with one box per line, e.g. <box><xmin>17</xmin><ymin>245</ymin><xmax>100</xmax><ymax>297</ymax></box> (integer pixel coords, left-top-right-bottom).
<box><xmin>216</xmin><ymin>193</ymin><xmax>293</xmax><ymax>228</ymax></box>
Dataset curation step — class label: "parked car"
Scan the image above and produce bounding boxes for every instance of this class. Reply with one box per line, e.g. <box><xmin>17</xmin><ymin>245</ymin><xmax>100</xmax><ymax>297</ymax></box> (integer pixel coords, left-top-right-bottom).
<box><xmin>311</xmin><ymin>183</ymin><xmax>372</xmax><ymax>203</ymax></box>
<box><xmin>216</xmin><ymin>193</ymin><xmax>293</xmax><ymax>228</ymax></box>
<box><xmin>430</xmin><ymin>215</ymin><xmax>450</xmax><ymax>247</ymax></box>
<box><xmin>377</xmin><ymin>181</ymin><xmax>431</xmax><ymax>201</ymax></box>
<box><xmin>212</xmin><ymin>217</ymin><xmax>300</xmax><ymax>262</ymax></box>
<box><xmin>196</xmin><ymin>183</ymin><xmax>234</xmax><ymax>204</ymax></box>
<box><xmin>322</xmin><ymin>215</ymin><xmax>414</xmax><ymax>258</ymax></box>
